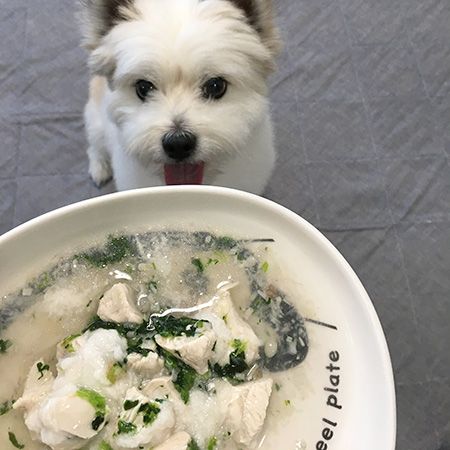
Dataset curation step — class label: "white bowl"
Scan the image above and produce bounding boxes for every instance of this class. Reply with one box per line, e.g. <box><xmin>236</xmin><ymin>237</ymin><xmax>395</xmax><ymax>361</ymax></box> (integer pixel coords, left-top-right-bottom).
<box><xmin>0</xmin><ymin>186</ymin><xmax>395</xmax><ymax>450</ymax></box>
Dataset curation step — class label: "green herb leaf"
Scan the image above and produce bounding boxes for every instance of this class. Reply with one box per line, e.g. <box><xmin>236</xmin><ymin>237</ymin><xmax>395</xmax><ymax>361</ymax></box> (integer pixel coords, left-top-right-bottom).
<box><xmin>8</xmin><ymin>432</ymin><xmax>24</xmax><ymax>449</ymax></box>
<box><xmin>261</xmin><ymin>261</ymin><xmax>269</xmax><ymax>273</ymax></box>
<box><xmin>230</xmin><ymin>339</ymin><xmax>247</xmax><ymax>355</ymax></box>
<box><xmin>151</xmin><ymin>315</ymin><xmax>207</xmax><ymax>338</ymax></box>
<box><xmin>187</xmin><ymin>439</ymin><xmax>201</xmax><ymax>450</ymax></box>
<box><xmin>0</xmin><ymin>339</ymin><xmax>12</xmax><ymax>354</ymax></box>
<box><xmin>213</xmin><ymin>341</ymin><xmax>248</xmax><ymax>381</ymax></box>
<box><xmin>92</xmin><ymin>414</ymin><xmax>105</xmax><ymax>430</ymax></box>
<box><xmin>0</xmin><ymin>400</ymin><xmax>10</xmax><ymax>415</ymax></box>
<box><xmin>191</xmin><ymin>258</ymin><xmax>204</xmax><ymax>273</ymax></box>
<box><xmin>81</xmin><ymin>235</ymin><xmax>136</xmax><ymax>267</ymax></box>
<box><xmin>159</xmin><ymin>348</ymin><xmax>197</xmax><ymax>403</ymax></box>
<box><xmin>285</xmin><ymin>399</ymin><xmax>291</xmax><ymax>406</ymax></box>
<box><xmin>117</xmin><ymin>420</ymin><xmax>137</xmax><ymax>435</ymax></box>
<box><xmin>37</xmin><ymin>362</ymin><xmax>50</xmax><ymax>380</ymax></box>
<box><xmin>123</xmin><ymin>399</ymin><xmax>139</xmax><ymax>411</ymax></box>
<box><xmin>215</xmin><ymin>236</ymin><xmax>236</xmax><ymax>250</ymax></box>
<box><xmin>82</xmin><ymin>317</ymin><xmax>149</xmax><ymax>356</ymax></box>
<box><xmin>138</xmin><ymin>402</ymin><xmax>160</xmax><ymax>425</ymax></box>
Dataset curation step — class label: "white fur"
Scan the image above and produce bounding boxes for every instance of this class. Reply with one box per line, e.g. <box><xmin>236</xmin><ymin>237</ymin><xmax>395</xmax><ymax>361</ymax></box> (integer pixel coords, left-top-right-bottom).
<box><xmin>83</xmin><ymin>0</ymin><xmax>279</xmax><ymax>195</ymax></box>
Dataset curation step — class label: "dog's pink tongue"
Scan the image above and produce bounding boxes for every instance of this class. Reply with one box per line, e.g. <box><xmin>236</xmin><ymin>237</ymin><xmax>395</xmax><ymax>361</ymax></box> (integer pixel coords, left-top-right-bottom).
<box><xmin>164</xmin><ymin>162</ymin><xmax>205</xmax><ymax>185</ymax></box>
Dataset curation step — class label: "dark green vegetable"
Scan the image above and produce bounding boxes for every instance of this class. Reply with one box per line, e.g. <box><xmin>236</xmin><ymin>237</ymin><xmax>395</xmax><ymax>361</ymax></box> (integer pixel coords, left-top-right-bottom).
<box><xmin>0</xmin><ymin>400</ymin><xmax>10</xmax><ymax>415</ymax></box>
<box><xmin>123</xmin><ymin>399</ymin><xmax>139</xmax><ymax>410</ymax></box>
<box><xmin>37</xmin><ymin>362</ymin><xmax>50</xmax><ymax>379</ymax></box>
<box><xmin>191</xmin><ymin>257</ymin><xmax>219</xmax><ymax>273</ymax></box>
<box><xmin>8</xmin><ymin>432</ymin><xmax>24</xmax><ymax>449</ymax></box>
<box><xmin>0</xmin><ymin>339</ymin><xmax>12</xmax><ymax>354</ymax></box>
<box><xmin>117</xmin><ymin>420</ymin><xmax>137</xmax><ymax>435</ymax></box>
<box><xmin>79</xmin><ymin>235</ymin><xmax>136</xmax><ymax>267</ymax></box>
<box><xmin>92</xmin><ymin>414</ymin><xmax>105</xmax><ymax>430</ymax></box>
<box><xmin>151</xmin><ymin>315</ymin><xmax>207</xmax><ymax>338</ymax></box>
<box><xmin>213</xmin><ymin>339</ymin><xmax>248</xmax><ymax>381</ymax></box>
<box><xmin>191</xmin><ymin>258</ymin><xmax>204</xmax><ymax>273</ymax></box>
<box><xmin>187</xmin><ymin>439</ymin><xmax>201</xmax><ymax>450</ymax></box>
<box><xmin>83</xmin><ymin>317</ymin><xmax>151</xmax><ymax>356</ymax></box>
<box><xmin>159</xmin><ymin>348</ymin><xmax>197</xmax><ymax>403</ymax></box>
<box><xmin>215</xmin><ymin>236</ymin><xmax>236</xmax><ymax>249</ymax></box>
<box><xmin>138</xmin><ymin>402</ymin><xmax>160</xmax><ymax>425</ymax></box>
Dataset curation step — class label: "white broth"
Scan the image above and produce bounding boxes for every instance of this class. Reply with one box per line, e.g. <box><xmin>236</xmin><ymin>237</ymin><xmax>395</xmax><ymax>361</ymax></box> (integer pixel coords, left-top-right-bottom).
<box><xmin>0</xmin><ymin>230</ymin><xmax>310</xmax><ymax>450</ymax></box>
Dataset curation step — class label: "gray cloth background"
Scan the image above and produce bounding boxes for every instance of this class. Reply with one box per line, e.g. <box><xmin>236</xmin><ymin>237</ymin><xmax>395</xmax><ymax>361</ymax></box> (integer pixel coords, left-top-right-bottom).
<box><xmin>1</xmin><ymin>0</ymin><xmax>449</xmax><ymax>449</ymax></box>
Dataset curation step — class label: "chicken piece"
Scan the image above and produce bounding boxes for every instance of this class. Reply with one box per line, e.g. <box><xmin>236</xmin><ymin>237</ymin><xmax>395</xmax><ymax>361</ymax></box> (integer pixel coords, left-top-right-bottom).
<box><xmin>155</xmin><ymin>329</ymin><xmax>216</xmax><ymax>374</ymax></box>
<box><xmin>127</xmin><ymin>351</ymin><xmax>164</xmax><ymax>377</ymax></box>
<box><xmin>195</xmin><ymin>285</ymin><xmax>262</xmax><ymax>367</ymax></box>
<box><xmin>114</xmin><ymin>387</ymin><xmax>175</xmax><ymax>449</ymax></box>
<box><xmin>153</xmin><ymin>431</ymin><xmax>191</xmax><ymax>450</ymax></box>
<box><xmin>13</xmin><ymin>358</ymin><xmax>54</xmax><ymax>413</ymax></box>
<box><xmin>40</xmin><ymin>393</ymin><xmax>101</xmax><ymax>439</ymax></box>
<box><xmin>225</xmin><ymin>378</ymin><xmax>273</xmax><ymax>446</ymax></box>
<box><xmin>16</xmin><ymin>383</ymin><xmax>106</xmax><ymax>450</ymax></box>
<box><xmin>142</xmin><ymin>377</ymin><xmax>180</xmax><ymax>402</ymax></box>
<box><xmin>97</xmin><ymin>283</ymin><xmax>143</xmax><ymax>323</ymax></box>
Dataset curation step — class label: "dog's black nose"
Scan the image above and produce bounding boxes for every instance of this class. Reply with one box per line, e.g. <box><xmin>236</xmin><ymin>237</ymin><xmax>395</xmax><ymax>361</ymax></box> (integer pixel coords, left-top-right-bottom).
<box><xmin>162</xmin><ymin>131</ymin><xmax>197</xmax><ymax>161</ymax></box>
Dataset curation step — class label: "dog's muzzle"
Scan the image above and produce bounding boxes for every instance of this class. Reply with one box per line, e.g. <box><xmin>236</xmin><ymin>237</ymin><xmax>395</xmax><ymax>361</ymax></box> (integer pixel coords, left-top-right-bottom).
<box><xmin>162</xmin><ymin>130</ymin><xmax>197</xmax><ymax>161</ymax></box>
<box><xmin>162</xmin><ymin>130</ymin><xmax>204</xmax><ymax>185</ymax></box>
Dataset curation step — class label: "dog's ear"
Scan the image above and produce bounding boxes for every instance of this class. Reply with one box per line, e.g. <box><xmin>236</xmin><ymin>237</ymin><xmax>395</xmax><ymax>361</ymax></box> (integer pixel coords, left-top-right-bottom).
<box><xmin>79</xmin><ymin>0</ymin><xmax>138</xmax><ymax>50</ymax></box>
<box><xmin>226</xmin><ymin>0</ymin><xmax>281</xmax><ymax>57</ymax></box>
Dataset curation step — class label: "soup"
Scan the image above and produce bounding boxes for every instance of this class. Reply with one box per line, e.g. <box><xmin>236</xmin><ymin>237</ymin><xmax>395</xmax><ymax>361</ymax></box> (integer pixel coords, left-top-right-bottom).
<box><xmin>0</xmin><ymin>230</ymin><xmax>309</xmax><ymax>450</ymax></box>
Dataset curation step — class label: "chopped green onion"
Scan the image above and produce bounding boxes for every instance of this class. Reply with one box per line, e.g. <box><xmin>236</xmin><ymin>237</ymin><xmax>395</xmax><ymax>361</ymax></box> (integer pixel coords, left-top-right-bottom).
<box><xmin>207</xmin><ymin>436</ymin><xmax>217</xmax><ymax>450</ymax></box>
<box><xmin>99</xmin><ymin>440</ymin><xmax>114</xmax><ymax>450</ymax></box>
<box><xmin>107</xmin><ymin>361</ymin><xmax>124</xmax><ymax>384</ymax></box>
<box><xmin>261</xmin><ymin>261</ymin><xmax>269</xmax><ymax>273</ymax></box>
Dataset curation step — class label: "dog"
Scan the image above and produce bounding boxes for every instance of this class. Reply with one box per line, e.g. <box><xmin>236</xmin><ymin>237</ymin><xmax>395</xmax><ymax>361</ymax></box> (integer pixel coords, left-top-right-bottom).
<box><xmin>79</xmin><ymin>0</ymin><xmax>280</xmax><ymax>195</ymax></box>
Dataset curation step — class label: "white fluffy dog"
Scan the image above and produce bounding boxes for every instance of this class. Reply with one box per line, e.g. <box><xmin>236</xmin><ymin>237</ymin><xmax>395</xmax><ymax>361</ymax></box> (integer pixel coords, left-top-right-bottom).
<box><xmin>80</xmin><ymin>0</ymin><xmax>280</xmax><ymax>194</ymax></box>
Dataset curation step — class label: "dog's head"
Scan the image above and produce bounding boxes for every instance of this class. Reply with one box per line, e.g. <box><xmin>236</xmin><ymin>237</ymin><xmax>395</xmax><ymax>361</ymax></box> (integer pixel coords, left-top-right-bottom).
<box><xmin>80</xmin><ymin>0</ymin><xmax>280</xmax><ymax>184</ymax></box>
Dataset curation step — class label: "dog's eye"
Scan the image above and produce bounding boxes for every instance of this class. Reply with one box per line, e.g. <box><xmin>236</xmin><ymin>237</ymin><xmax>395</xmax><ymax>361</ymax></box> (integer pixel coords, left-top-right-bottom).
<box><xmin>135</xmin><ymin>79</ymin><xmax>156</xmax><ymax>101</ymax></box>
<box><xmin>202</xmin><ymin>77</ymin><xmax>227</xmax><ymax>100</ymax></box>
